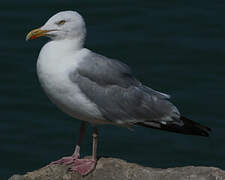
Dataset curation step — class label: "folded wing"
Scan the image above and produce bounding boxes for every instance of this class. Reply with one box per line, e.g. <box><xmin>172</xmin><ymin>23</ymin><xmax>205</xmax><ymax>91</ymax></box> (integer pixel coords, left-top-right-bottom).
<box><xmin>70</xmin><ymin>51</ymin><xmax>180</xmax><ymax>126</ymax></box>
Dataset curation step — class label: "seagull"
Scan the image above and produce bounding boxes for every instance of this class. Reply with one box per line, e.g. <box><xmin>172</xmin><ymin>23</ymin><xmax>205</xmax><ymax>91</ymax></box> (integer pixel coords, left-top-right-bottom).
<box><xmin>26</xmin><ymin>10</ymin><xmax>211</xmax><ymax>176</ymax></box>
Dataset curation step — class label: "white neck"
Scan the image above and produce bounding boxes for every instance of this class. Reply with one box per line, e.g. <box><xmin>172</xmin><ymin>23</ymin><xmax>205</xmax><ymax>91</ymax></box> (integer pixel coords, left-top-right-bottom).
<box><xmin>50</xmin><ymin>37</ymin><xmax>84</xmax><ymax>52</ymax></box>
<box><xmin>37</xmin><ymin>38</ymin><xmax>86</xmax><ymax>69</ymax></box>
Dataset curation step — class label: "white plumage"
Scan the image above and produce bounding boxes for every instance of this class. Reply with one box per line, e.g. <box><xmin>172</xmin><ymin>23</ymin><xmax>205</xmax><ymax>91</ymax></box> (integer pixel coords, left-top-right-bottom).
<box><xmin>37</xmin><ymin>42</ymin><xmax>104</xmax><ymax>123</ymax></box>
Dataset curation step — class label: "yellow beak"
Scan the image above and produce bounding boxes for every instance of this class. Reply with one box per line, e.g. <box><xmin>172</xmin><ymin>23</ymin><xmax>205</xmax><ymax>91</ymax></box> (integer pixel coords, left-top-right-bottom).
<box><xmin>26</xmin><ymin>28</ymin><xmax>50</xmax><ymax>41</ymax></box>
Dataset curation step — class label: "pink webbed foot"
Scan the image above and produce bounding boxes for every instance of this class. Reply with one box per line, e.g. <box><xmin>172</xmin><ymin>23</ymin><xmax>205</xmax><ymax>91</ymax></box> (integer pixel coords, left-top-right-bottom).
<box><xmin>51</xmin><ymin>154</ymin><xmax>79</xmax><ymax>165</ymax></box>
<box><xmin>70</xmin><ymin>158</ymin><xmax>97</xmax><ymax>176</ymax></box>
<box><xmin>51</xmin><ymin>145</ymin><xmax>80</xmax><ymax>165</ymax></box>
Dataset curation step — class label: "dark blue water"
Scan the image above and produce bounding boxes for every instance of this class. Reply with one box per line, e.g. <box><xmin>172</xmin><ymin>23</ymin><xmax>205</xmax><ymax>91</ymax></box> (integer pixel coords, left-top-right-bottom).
<box><xmin>1</xmin><ymin>0</ymin><xmax>225</xmax><ymax>179</ymax></box>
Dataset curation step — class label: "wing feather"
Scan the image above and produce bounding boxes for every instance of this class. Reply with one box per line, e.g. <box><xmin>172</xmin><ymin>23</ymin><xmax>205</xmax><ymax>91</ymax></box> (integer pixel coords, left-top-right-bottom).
<box><xmin>70</xmin><ymin>51</ymin><xmax>180</xmax><ymax>125</ymax></box>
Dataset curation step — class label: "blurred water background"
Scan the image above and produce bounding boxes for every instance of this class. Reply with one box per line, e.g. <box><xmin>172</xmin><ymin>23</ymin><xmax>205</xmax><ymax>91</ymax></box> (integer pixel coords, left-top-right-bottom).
<box><xmin>0</xmin><ymin>0</ymin><xmax>225</xmax><ymax>179</ymax></box>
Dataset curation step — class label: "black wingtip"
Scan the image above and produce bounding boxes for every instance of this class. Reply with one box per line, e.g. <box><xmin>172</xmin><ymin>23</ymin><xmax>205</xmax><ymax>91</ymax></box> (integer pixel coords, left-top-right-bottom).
<box><xmin>179</xmin><ymin>116</ymin><xmax>211</xmax><ymax>137</ymax></box>
<box><xmin>135</xmin><ymin>116</ymin><xmax>211</xmax><ymax>137</ymax></box>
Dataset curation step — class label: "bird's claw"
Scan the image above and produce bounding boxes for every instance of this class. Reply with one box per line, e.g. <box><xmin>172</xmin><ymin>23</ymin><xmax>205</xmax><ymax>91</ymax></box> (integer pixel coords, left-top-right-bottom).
<box><xmin>69</xmin><ymin>158</ymin><xmax>96</xmax><ymax>176</ymax></box>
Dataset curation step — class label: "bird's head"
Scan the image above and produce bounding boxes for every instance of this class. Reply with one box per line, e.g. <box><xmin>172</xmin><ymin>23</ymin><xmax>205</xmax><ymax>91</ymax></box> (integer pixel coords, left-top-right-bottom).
<box><xmin>26</xmin><ymin>11</ymin><xmax>86</xmax><ymax>41</ymax></box>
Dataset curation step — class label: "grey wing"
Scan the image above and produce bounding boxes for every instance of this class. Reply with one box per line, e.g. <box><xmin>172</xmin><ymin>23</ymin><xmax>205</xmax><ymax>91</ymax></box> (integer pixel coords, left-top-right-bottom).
<box><xmin>70</xmin><ymin>52</ymin><xmax>180</xmax><ymax>126</ymax></box>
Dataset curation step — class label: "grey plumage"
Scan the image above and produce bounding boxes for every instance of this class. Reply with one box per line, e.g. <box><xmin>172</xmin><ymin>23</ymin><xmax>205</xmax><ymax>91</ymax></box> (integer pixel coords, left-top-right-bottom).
<box><xmin>69</xmin><ymin>51</ymin><xmax>180</xmax><ymax>127</ymax></box>
<box><xmin>68</xmin><ymin>51</ymin><xmax>211</xmax><ymax>137</ymax></box>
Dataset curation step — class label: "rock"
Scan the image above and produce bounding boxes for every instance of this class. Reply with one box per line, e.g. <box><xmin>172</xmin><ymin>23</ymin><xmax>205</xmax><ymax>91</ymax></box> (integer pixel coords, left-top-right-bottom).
<box><xmin>8</xmin><ymin>157</ymin><xmax>225</xmax><ymax>180</ymax></box>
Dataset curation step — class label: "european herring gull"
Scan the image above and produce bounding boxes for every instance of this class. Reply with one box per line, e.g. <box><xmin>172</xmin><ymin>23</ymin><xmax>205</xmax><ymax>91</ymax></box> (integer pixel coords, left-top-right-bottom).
<box><xmin>26</xmin><ymin>11</ymin><xmax>211</xmax><ymax>176</ymax></box>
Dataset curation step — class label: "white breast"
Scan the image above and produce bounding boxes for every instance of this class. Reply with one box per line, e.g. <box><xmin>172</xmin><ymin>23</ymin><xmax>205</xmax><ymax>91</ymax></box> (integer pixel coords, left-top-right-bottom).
<box><xmin>36</xmin><ymin>41</ymin><xmax>104</xmax><ymax>123</ymax></box>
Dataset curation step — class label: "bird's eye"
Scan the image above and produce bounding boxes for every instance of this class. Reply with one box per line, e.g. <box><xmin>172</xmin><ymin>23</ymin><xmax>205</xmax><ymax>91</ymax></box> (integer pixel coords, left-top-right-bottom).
<box><xmin>56</xmin><ymin>20</ymin><xmax>66</xmax><ymax>25</ymax></box>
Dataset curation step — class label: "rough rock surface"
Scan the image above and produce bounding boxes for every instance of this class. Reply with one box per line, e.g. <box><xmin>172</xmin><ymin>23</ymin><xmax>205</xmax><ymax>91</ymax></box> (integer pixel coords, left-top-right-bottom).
<box><xmin>9</xmin><ymin>157</ymin><xmax>225</xmax><ymax>180</ymax></box>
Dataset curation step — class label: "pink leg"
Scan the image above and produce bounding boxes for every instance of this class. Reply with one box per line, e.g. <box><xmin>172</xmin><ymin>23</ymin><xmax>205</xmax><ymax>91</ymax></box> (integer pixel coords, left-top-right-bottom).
<box><xmin>70</xmin><ymin>127</ymin><xmax>98</xmax><ymax>176</ymax></box>
<box><xmin>51</xmin><ymin>122</ymin><xmax>86</xmax><ymax>165</ymax></box>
